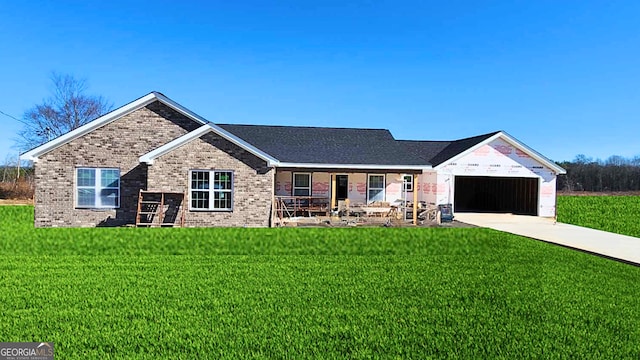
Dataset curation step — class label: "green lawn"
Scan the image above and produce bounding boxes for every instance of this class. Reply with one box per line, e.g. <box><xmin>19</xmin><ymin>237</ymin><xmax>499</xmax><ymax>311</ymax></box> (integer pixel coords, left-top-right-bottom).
<box><xmin>1</xmin><ymin>206</ymin><xmax>639</xmax><ymax>358</ymax></box>
<box><xmin>557</xmin><ymin>195</ymin><xmax>640</xmax><ymax>238</ymax></box>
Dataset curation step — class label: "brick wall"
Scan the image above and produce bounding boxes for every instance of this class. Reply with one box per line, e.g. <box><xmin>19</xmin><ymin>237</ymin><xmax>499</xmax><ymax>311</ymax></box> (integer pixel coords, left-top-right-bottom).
<box><xmin>34</xmin><ymin>101</ymin><xmax>201</xmax><ymax>227</ymax></box>
<box><xmin>148</xmin><ymin>132</ymin><xmax>274</xmax><ymax>227</ymax></box>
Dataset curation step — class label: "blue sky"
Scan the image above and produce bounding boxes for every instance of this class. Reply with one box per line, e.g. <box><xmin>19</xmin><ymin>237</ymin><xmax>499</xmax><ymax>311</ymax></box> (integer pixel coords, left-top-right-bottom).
<box><xmin>1</xmin><ymin>1</ymin><xmax>639</xmax><ymax>163</ymax></box>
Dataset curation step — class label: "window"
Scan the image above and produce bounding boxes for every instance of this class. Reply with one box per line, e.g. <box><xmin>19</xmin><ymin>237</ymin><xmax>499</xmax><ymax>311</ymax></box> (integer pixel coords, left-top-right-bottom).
<box><xmin>293</xmin><ymin>173</ymin><xmax>311</xmax><ymax>196</ymax></box>
<box><xmin>403</xmin><ymin>175</ymin><xmax>413</xmax><ymax>192</ymax></box>
<box><xmin>367</xmin><ymin>174</ymin><xmax>385</xmax><ymax>203</ymax></box>
<box><xmin>76</xmin><ymin>168</ymin><xmax>120</xmax><ymax>208</ymax></box>
<box><xmin>190</xmin><ymin>170</ymin><xmax>233</xmax><ymax>211</ymax></box>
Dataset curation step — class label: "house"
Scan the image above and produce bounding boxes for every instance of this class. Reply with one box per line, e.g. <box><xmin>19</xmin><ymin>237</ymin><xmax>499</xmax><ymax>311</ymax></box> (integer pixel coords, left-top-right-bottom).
<box><xmin>21</xmin><ymin>92</ymin><xmax>566</xmax><ymax>227</ymax></box>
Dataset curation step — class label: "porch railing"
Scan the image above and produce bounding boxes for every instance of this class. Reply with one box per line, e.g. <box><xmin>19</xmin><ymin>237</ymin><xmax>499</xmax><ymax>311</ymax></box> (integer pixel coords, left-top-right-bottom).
<box><xmin>274</xmin><ymin>195</ymin><xmax>331</xmax><ymax>218</ymax></box>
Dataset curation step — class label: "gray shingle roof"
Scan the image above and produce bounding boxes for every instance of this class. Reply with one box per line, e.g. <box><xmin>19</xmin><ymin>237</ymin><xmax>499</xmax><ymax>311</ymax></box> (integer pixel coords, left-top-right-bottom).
<box><xmin>397</xmin><ymin>131</ymin><xmax>500</xmax><ymax>166</ymax></box>
<box><xmin>219</xmin><ymin>124</ymin><xmax>499</xmax><ymax>167</ymax></box>
<box><xmin>218</xmin><ymin>124</ymin><xmax>428</xmax><ymax>166</ymax></box>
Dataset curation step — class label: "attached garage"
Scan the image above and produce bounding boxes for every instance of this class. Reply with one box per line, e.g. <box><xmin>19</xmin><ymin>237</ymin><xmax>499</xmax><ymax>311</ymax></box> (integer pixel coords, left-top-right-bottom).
<box><xmin>454</xmin><ymin>176</ymin><xmax>538</xmax><ymax>215</ymax></box>
<box><xmin>404</xmin><ymin>131</ymin><xmax>566</xmax><ymax>217</ymax></box>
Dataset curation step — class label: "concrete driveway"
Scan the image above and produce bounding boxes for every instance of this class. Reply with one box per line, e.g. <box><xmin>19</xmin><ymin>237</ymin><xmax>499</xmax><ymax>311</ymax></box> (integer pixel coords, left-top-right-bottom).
<box><xmin>455</xmin><ymin>213</ymin><xmax>640</xmax><ymax>265</ymax></box>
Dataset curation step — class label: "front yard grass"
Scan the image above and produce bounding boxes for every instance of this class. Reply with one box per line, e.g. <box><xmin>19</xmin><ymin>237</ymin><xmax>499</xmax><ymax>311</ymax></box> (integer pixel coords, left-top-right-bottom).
<box><xmin>557</xmin><ymin>195</ymin><xmax>640</xmax><ymax>237</ymax></box>
<box><xmin>1</xmin><ymin>206</ymin><xmax>639</xmax><ymax>358</ymax></box>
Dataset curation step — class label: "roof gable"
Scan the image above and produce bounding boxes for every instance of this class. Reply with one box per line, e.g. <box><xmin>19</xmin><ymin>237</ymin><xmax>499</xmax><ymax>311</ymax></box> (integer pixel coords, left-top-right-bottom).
<box><xmin>493</xmin><ymin>132</ymin><xmax>566</xmax><ymax>174</ymax></box>
<box><xmin>436</xmin><ymin>131</ymin><xmax>566</xmax><ymax>174</ymax></box>
<box><xmin>20</xmin><ymin>92</ymin><xmax>207</xmax><ymax>161</ymax></box>
<box><xmin>139</xmin><ymin>124</ymin><xmax>278</xmax><ymax>165</ymax></box>
<box><xmin>397</xmin><ymin>131</ymin><xmax>565</xmax><ymax>174</ymax></box>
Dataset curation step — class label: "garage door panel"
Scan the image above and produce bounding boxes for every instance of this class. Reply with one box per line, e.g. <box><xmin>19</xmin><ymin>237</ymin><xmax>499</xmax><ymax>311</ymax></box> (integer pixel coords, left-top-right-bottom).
<box><xmin>454</xmin><ymin>176</ymin><xmax>538</xmax><ymax>215</ymax></box>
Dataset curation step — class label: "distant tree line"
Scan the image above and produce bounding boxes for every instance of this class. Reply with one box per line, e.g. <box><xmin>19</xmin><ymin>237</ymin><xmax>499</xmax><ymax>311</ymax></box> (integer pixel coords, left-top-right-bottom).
<box><xmin>557</xmin><ymin>155</ymin><xmax>640</xmax><ymax>192</ymax></box>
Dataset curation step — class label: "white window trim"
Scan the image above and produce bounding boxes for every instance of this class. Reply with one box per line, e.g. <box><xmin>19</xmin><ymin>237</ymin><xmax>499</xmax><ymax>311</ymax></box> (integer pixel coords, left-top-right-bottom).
<box><xmin>292</xmin><ymin>172</ymin><xmax>312</xmax><ymax>196</ymax></box>
<box><xmin>189</xmin><ymin>169</ymin><xmax>234</xmax><ymax>211</ymax></box>
<box><xmin>75</xmin><ymin>167</ymin><xmax>121</xmax><ymax>209</ymax></box>
<box><xmin>403</xmin><ymin>174</ymin><xmax>414</xmax><ymax>192</ymax></box>
<box><xmin>367</xmin><ymin>174</ymin><xmax>386</xmax><ymax>203</ymax></box>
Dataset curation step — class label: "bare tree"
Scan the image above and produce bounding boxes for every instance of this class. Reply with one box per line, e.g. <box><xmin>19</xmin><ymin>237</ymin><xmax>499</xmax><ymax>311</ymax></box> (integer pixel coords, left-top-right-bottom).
<box><xmin>17</xmin><ymin>73</ymin><xmax>113</xmax><ymax>150</ymax></box>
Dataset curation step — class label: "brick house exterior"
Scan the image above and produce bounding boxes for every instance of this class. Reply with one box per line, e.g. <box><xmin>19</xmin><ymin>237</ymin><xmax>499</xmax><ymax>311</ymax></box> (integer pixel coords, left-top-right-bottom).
<box><xmin>33</xmin><ymin>102</ymin><xmax>200</xmax><ymax>227</ymax></box>
<box><xmin>22</xmin><ymin>92</ymin><xmax>565</xmax><ymax>228</ymax></box>
<box><xmin>147</xmin><ymin>133</ymin><xmax>273</xmax><ymax>227</ymax></box>
<box><xmin>24</xmin><ymin>93</ymin><xmax>277</xmax><ymax>228</ymax></box>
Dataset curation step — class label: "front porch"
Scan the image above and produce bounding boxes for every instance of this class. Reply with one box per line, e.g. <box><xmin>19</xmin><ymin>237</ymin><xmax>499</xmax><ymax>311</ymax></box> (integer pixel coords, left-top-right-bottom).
<box><xmin>272</xmin><ymin>169</ymin><xmax>424</xmax><ymax>225</ymax></box>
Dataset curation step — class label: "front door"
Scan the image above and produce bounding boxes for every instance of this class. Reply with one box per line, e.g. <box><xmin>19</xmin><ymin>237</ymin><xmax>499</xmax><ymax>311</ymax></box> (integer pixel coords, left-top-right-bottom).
<box><xmin>336</xmin><ymin>175</ymin><xmax>348</xmax><ymax>200</ymax></box>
